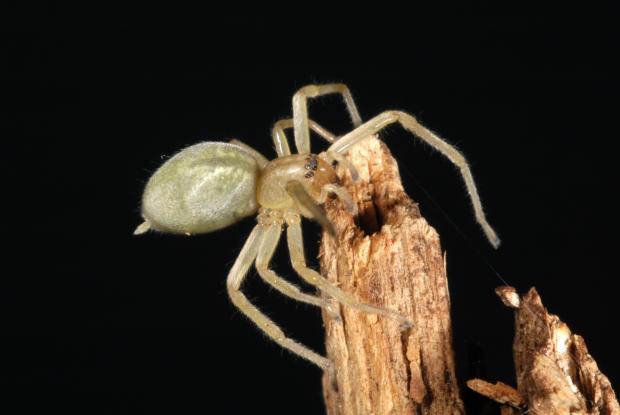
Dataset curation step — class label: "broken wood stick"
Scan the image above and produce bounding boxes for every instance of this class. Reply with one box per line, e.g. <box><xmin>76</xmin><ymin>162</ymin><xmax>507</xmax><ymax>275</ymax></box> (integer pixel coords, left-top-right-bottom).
<box><xmin>319</xmin><ymin>137</ymin><xmax>464</xmax><ymax>415</ymax></box>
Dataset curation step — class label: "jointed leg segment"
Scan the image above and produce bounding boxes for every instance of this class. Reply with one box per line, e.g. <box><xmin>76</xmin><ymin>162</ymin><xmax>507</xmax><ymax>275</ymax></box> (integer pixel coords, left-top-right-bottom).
<box><xmin>226</xmin><ymin>215</ymin><xmax>411</xmax><ymax>371</ymax></box>
<box><xmin>226</xmin><ymin>224</ymin><xmax>331</xmax><ymax>370</ymax></box>
<box><xmin>256</xmin><ymin>224</ymin><xmax>339</xmax><ymax>318</ymax></box>
<box><xmin>286</xmin><ymin>219</ymin><xmax>413</xmax><ymax>329</ymax></box>
<box><xmin>328</xmin><ymin>110</ymin><xmax>501</xmax><ymax>248</ymax></box>
<box><xmin>272</xmin><ymin>118</ymin><xmax>338</xmax><ymax>157</ymax></box>
<box><xmin>286</xmin><ymin>181</ymin><xmax>337</xmax><ymax>238</ymax></box>
<box><xmin>293</xmin><ymin>84</ymin><xmax>363</xmax><ymax>154</ymax></box>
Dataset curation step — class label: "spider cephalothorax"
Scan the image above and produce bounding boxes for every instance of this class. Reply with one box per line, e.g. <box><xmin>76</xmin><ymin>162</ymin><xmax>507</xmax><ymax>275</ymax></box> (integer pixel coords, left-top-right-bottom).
<box><xmin>256</xmin><ymin>153</ymin><xmax>336</xmax><ymax>210</ymax></box>
<box><xmin>136</xmin><ymin>83</ymin><xmax>500</xmax><ymax>371</ymax></box>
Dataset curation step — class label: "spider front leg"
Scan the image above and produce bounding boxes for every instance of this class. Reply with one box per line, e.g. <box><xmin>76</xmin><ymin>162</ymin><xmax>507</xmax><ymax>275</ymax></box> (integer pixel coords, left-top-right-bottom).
<box><xmin>272</xmin><ymin>118</ymin><xmax>337</xmax><ymax>157</ymax></box>
<box><xmin>255</xmin><ymin>222</ymin><xmax>340</xmax><ymax>319</ymax></box>
<box><xmin>285</xmin><ymin>217</ymin><xmax>413</xmax><ymax>329</ymax></box>
<box><xmin>292</xmin><ymin>83</ymin><xmax>362</xmax><ymax>154</ymax></box>
<box><xmin>328</xmin><ymin>110</ymin><xmax>501</xmax><ymax>248</ymax></box>
<box><xmin>226</xmin><ymin>224</ymin><xmax>332</xmax><ymax>370</ymax></box>
<box><xmin>285</xmin><ymin>181</ymin><xmax>337</xmax><ymax>238</ymax></box>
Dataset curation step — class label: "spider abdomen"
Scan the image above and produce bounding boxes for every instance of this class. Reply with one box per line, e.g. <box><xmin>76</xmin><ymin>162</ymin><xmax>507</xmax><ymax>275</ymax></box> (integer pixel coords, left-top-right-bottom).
<box><xmin>140</xmin><ymin>142</ymin><xmax>260</xmax><ymax>234</ymax></box>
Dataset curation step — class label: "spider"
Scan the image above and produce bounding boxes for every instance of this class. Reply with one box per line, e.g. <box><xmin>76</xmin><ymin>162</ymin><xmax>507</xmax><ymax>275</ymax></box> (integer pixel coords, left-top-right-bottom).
<box><xmin>134</xmin><ymin>83</ymin><xmax>500</xmax><ymax>371</ymax></box>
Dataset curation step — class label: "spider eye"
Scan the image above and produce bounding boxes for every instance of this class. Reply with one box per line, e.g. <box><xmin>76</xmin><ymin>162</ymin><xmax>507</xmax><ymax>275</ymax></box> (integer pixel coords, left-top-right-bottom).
<box><xmin>304</xmin><ymin>155</ymin><xmax>319</xmax><ymax>171</ymax></box>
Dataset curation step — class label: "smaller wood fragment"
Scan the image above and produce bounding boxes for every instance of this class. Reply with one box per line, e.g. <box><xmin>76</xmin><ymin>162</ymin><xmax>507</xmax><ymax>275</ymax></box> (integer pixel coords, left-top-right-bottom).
<box><xmin>466</xmin><ymin>379</ymin><xmax>523</xmax><ymax>408</ymax></box>
<box><xmin>512</xmin><ymin>288</ymin><xmax>620</xmax><ymax>415</ymax></box>
<box><xmin>469</xmin><ymin>286</ymin><xmax>620</xmax><ymax>415</ymax></box>
<box><xmin>495</xmin><ymin>285</ymin><xmax>520</xmax><ymax>308</ymax></box>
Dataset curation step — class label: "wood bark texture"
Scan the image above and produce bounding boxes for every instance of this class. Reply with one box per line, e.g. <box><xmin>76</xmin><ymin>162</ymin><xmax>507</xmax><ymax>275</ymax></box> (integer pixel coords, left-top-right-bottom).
<box><xmin>319</xmin><ymin>137</ymin><xmax>464</xmax><ymax>415</ymax></box>
<box><xmin>468</xmin><ymin>286</ymin><xmax>620</xmax><ymax>415</ymax></box>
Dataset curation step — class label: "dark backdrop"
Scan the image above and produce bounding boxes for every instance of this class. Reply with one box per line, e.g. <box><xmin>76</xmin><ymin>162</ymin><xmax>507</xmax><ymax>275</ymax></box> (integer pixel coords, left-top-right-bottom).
<box><xmin>2</xmin><ymin>10</ymin><xmax>618</xmax><ymax>415</ymax></box>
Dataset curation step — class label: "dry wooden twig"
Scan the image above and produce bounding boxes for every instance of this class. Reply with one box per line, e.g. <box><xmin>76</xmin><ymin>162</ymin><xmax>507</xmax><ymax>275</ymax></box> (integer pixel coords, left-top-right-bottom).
<box><xmin>319</xmin><ymin>137</ymin><xmax>464</xmax><ymax>415</ymax></box>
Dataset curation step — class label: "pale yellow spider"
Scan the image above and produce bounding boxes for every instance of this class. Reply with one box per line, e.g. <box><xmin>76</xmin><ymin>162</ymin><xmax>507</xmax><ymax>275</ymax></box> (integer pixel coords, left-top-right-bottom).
<box><xmin>134</xmin><ymin>83</ymin><xmax>500</xmax><ymax>371</ymax></box>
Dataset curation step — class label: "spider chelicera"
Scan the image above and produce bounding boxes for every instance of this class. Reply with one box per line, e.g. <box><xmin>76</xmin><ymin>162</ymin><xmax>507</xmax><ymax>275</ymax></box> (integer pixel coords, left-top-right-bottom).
<box><xmin>135</xmin><ymin>83</ymin><xmax>500</xmax><ymax>371</ymax></box>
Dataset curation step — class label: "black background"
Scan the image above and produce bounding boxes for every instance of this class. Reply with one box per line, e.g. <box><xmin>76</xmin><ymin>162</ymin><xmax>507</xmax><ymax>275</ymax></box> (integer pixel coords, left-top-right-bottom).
<box><xmin>2</xmin><ymin>9</ymin><xmax>618</xmax><ymax>415</ymax></box>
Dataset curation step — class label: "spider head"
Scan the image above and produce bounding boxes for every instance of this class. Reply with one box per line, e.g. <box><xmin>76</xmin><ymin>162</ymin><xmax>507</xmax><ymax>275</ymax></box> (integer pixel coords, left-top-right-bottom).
<box><xmin>301</xmin><ymin>154</ymin><xmax>339</xmax><ymax>198</ymax></box>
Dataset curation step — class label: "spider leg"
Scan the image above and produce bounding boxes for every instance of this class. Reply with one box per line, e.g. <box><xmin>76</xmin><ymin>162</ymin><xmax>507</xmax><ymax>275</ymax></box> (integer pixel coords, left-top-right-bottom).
<box><xmin>286</xmin><ymin>218</ymin><xmax>413</xmax><ymax>329</ymax></box>
<box><xmin>292</xmin><ymin>83</ymin><xmax>362</xmax><ymax>154</ymax></box>
<box><xmin>272</xmin><ymin>118</ymin><xmax>337</xmax><ymax>157</ymax></box>
<box><xmin>255</xmin><ymin>223</ymin><xmax>340</xmax><ymax>319</ymax></box>
<box><xmin>285</xmin><ymin>181</ymin><xmax>337</xmax><ymax>238</ymax></box>
<box><xmin>226</xmin><ymin>224</ymin><xmax>332</xmax><ymax>370</ymax></box>
<box><xmin>328</xmin><ymin>110</ymin><xmax>501</xmax><ymax>248</ymax></box>
<box><xmin>228</xmin><ymin>139</ymin><xmax>269</xmax><ymax>168</ymax></box>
